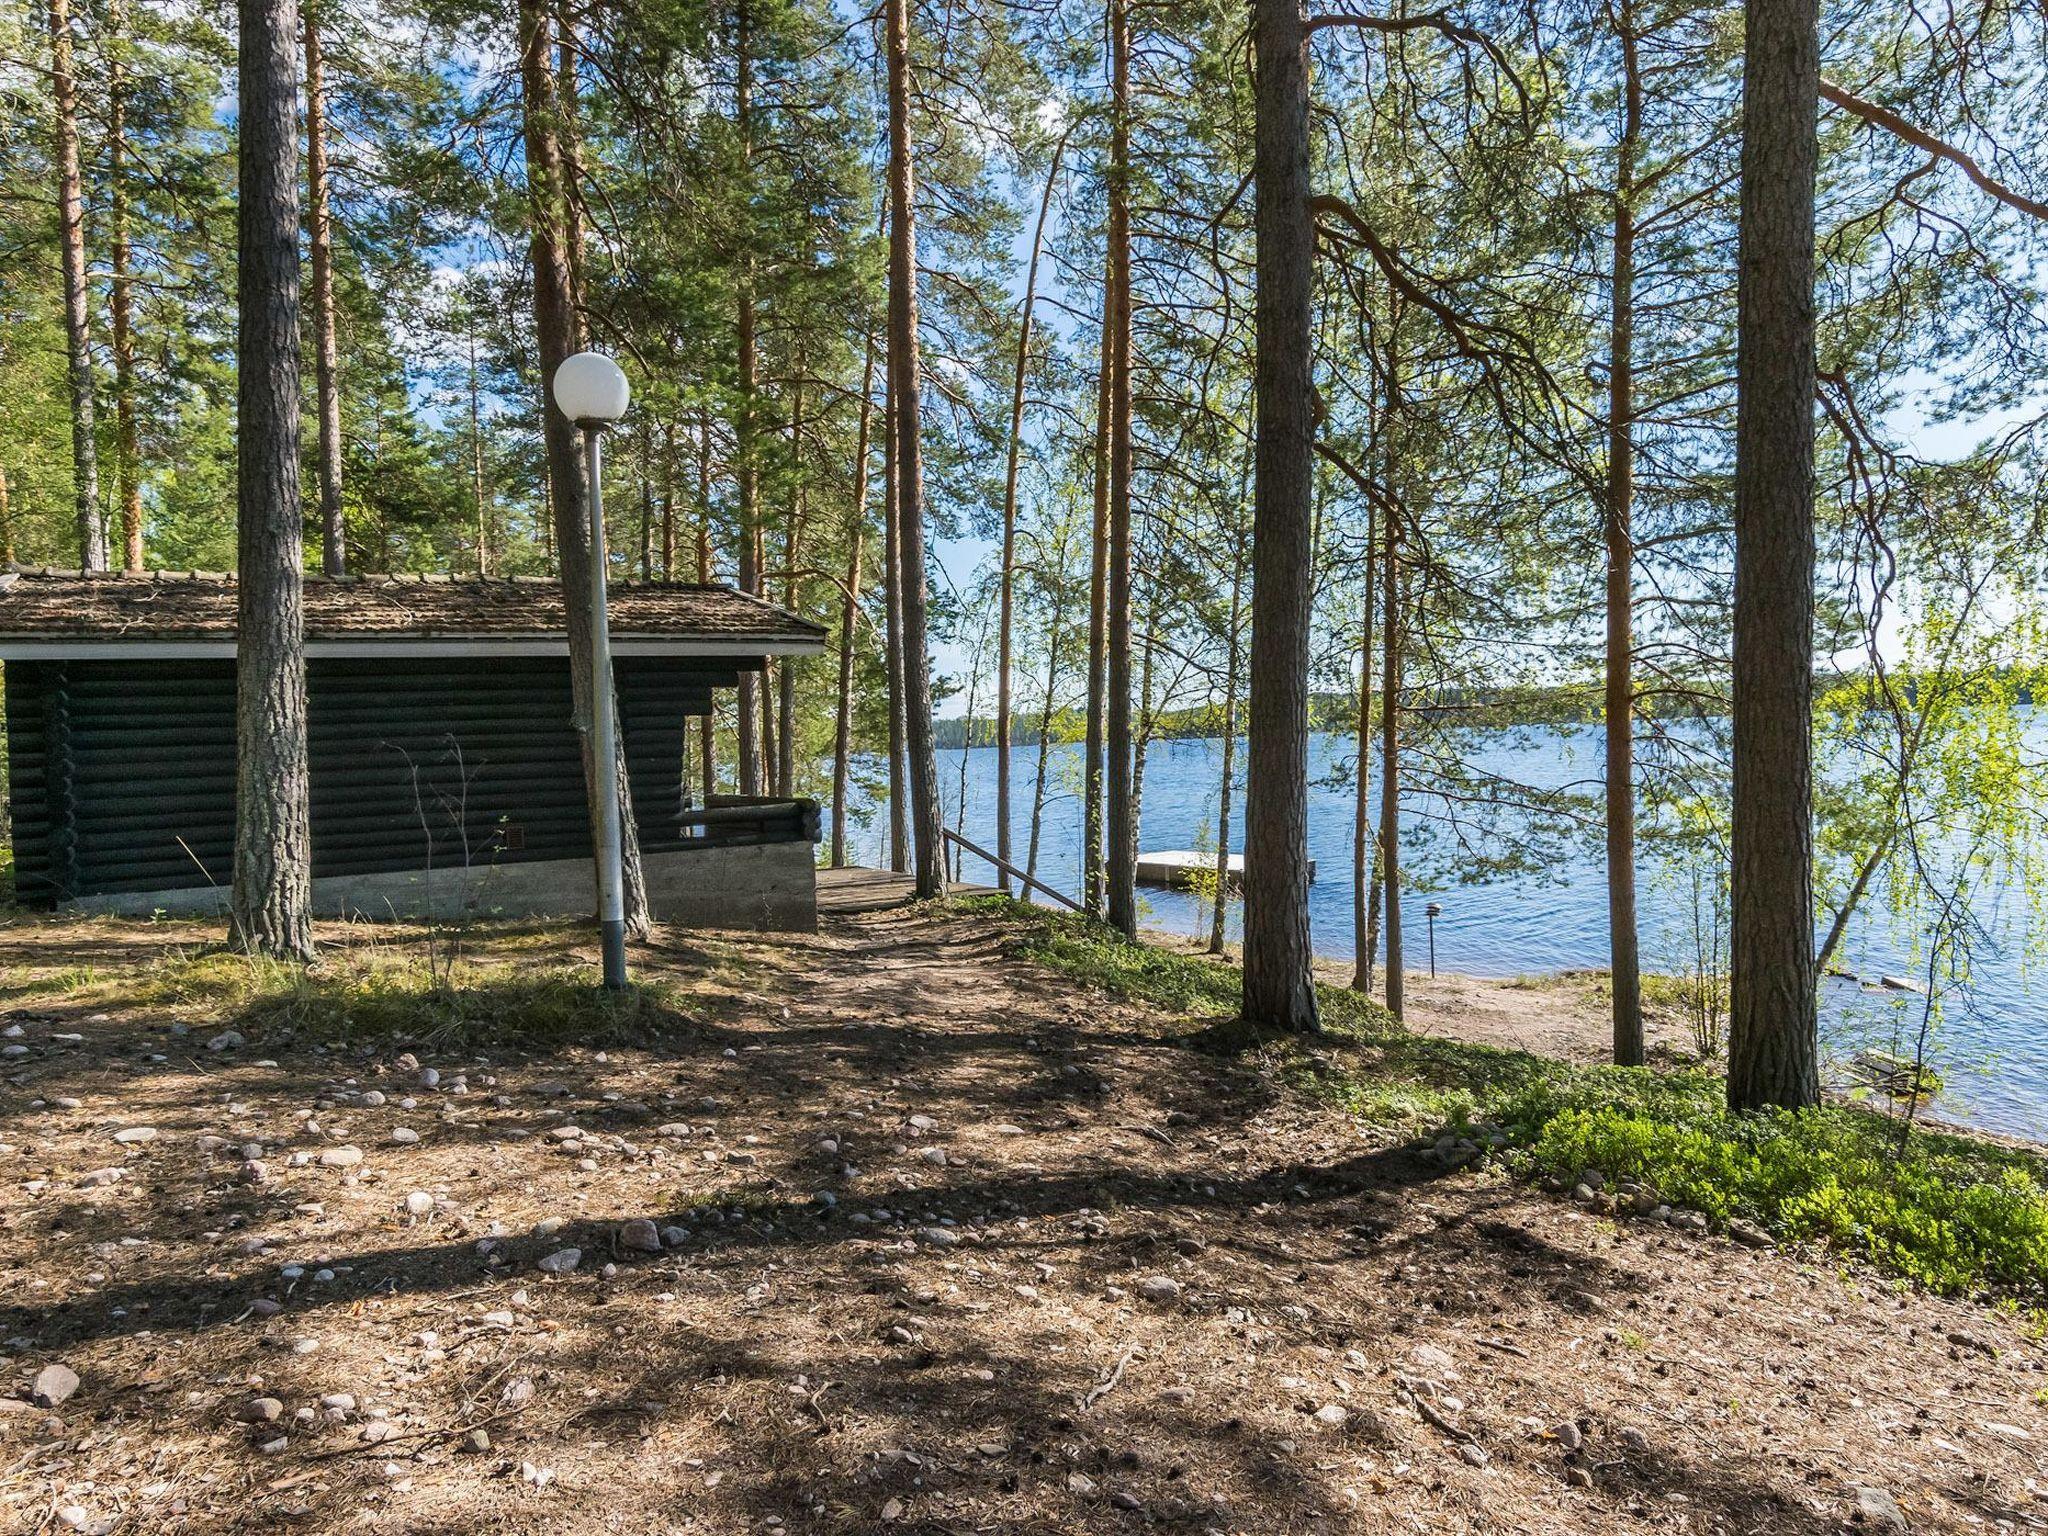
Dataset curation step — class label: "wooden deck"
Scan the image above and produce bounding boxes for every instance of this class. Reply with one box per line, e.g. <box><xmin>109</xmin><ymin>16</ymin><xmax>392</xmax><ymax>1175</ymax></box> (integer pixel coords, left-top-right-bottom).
<box><xmin>815</xmin><ymin>865</ymin><xmax>999</xmax><ymax>915</ymax></box>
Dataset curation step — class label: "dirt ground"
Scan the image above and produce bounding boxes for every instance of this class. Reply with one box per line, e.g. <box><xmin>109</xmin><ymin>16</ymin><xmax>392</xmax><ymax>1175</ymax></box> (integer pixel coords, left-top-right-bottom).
<box><xmin>2</xmin><ymin>902</ymin><xmax>2045</xmax><ymax>1535</ymax></box>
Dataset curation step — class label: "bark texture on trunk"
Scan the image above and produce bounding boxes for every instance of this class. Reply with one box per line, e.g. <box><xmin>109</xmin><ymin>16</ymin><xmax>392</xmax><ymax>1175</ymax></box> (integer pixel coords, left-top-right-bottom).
<box><xmin>518</xmin><ymin>0</ymin><xmax>652</xmax><ymax>938</ymax></box>
<box><xmin>1349</xmin><ymin>501</ymin><xmax>1377</xmax><ymax>992</ymax></box>
<box><xmin>1082</xmin><ymin>270</ymin><xmax>1112</xmax><ymax>916</ymax></box>
<box><xmin>1210</xmin><ymin>536</ymin><xmax>1245</xmax><ymax>955</ymax></box>
<box><xmin>1606</xmin><ymin>3</ymin><xmax>1644</xmax><ymax>1065</ymax></box>
<box><xmin>109</xmin><ymin>1</ymin><xmax>143</xmax><ymax>572</ymax></box>
<box><xmin>996</xmin><ymin>132</ymin><xmax>1070</xmax><ymax>894</ymax></box>
<box><xmin>305</xmin><ymin>0</ymin><xmax>347</xmax><ymax>576</ymax></box>
<box><xmin>696</xmin><ymin>415</ymin><xmax>717</xmax><ymax>791</ymax></box>
<box><xmin>883</xmin><ymin>394</ymin><xmax>909</xmax><ymax>872</ymax></box>
<box><xmin>885</xmin><ymin>0</ymin><xmax>945</xmax><ymax>897</ymax></box>
<box><xmin>1727</xmin><ymin>0</ymin><xmax>1821</xmax><ymax>1112</ymax></box>
<box><xmin>1241</xmin><ymin>0</ymin><xmax>1320</xmax><ymax>1032</ymax></box>
<box><xmin>1104</xmin><ymin>0</ymin><xmax>1139</xmax><ymax>938</ymax></box>
<box><xmin>48</xmin><ymin>0</ymin><xmax>104</xmax><ymax>570</ymax></box>
<box><xmin>831</xmin><ymin>338</ymin><xmax>878</xmax><ymax>868</ymax></box>
<box><xmin>231</xmin><ymin>0</ymin><xmax>314</xmax><ymax>961</ymax></box>
<box><xmin>732</xmin><ymin>0</ymin><xmax>765</xmax><ymax>796</ymax></box>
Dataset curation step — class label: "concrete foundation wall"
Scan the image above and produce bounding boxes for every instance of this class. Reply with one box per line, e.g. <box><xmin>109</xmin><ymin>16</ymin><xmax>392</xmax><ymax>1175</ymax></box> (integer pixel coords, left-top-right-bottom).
<box><xmin>65</xmin><ymin>842</ymin><xmax>818</xmax><ymax>934</ymax></box>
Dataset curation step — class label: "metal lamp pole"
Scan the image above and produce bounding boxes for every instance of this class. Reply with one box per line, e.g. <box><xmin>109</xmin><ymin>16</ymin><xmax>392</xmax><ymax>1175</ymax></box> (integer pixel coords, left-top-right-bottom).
<box><xmin>1425</xmin><ymin>901</ymin><xmax>1443</xmax><ymax>979</ymax></box>
<box><xmin>552</xmin><ymin>351</ymin><xmax>634</xmax><ymax>992</ymax></box>
<box><xmin>582</xmin><ymin>424</ymin><xmax>628</xmax><ymax>991</ymax></box>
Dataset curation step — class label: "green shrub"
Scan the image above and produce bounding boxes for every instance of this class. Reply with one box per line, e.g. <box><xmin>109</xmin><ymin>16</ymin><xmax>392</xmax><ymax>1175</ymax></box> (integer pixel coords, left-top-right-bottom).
<box><xmin>990</xmin><ymin>896</ymin><xmax>2048</xmax><ymax>1303</ymax></box>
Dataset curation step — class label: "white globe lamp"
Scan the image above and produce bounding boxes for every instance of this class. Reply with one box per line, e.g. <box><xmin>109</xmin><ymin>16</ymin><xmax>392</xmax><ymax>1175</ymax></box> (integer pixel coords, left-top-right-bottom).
<box><xmin>552</xmin><ymin>351</ymin><xmax>631</xmax><ymax>427</ymax></box>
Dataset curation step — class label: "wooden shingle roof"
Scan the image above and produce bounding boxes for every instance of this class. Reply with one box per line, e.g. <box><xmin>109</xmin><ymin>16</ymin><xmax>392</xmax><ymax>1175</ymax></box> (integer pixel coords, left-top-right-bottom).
<box><xmin>0</xmin><ymin>570</ymin><xmax>827</xmax><ymax>659</ymax></box>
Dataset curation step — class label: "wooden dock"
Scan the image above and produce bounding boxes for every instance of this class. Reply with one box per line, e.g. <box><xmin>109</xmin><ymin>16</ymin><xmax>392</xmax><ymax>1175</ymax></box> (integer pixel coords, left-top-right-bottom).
<box><xmin>816</xmin><ymin>866</ymin><xmax>998</xmax><ymax>915</ymax></box>
<box><xmin>1134</xmin><ymin>850</ymin><xmax>1315</xmax><ymax>889</ymax></box>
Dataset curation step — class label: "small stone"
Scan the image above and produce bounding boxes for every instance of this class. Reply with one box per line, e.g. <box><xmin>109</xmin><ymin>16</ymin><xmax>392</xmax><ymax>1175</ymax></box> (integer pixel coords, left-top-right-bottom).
<box><xmin>1553</xmin><ymin>1421</ymin><xmax>1583</xmax><ymax>1451</ymax></box>
<box><xmin>1313</xmin><ymin>1404</ymin><xmax>1349</xmax><ymax>1428</ymax></box>
<box><xmin>880</xmin><ymin>1498</ymin><xmax>904</xmax><ymax>1522</ymax></box>
<box><xmin>1566</xmin><ymin>1466</ymin><xmax>1593</xmax><ymax>1489</ymax></box>
<box><xmin>1854</xmin><ymin>1487</ymin><xmax>1908</xmax><ymax>1532</ymax></box>
<box><xmin>1728</xmin><ymin>1219</ymin><xmax>1772</xmax><ymax>1249</ymax></box>
<box><xmin>390</xmin><ymin>1127</ymin><xmax>420</xmax><ymax>1145</ymax></box>
<box><xmin>319</xmin><ymin>1146</ymin><xmax>364</xmax><ymax>1169</ymax></box>
<box><xmin>240</xmin><ymin>1397</ymin><xmax>285</xmax><ymax>1424</ymax></box>
<box><xmin>359</xmin><ymin>1090</ymin><xmax>386</xmax><ymax>1107</ymax></box>
<box><xmin>618</xmin><ymin>1219</ymin><xmax>662</xmax><ymax>1253</ymax></box>
<box><xmin>404</xmin><ymin>1191</ymin><xmax>435</xmax><ymax>1218</ymax></box>
<box><xmin>32</xmin><ymin>1364</ymin><xmax>79</xmax><ymax>1408</ymax></box>
<box><xmin>1459</xmin><ymin>1442</ymin><xmax>1490</xmax><ymax>1467</ymax></box>
<box><xmin>240</xmin><ymin>1159</ymin><xmax>270</xmax><ymax>1186</ymax></box>
<box><xmin>918</xmin><ymin>1226</ymin><xmax>959</xmax><ymax>1248</ymax></box>
<box><xmin>207</xmin><ymin>1030</ymin><xmax>245</xmax><ymax>1052</ymax></box>
<box><xmin>76</xmin><ymin>1167</ymin><xmax>124</xmax><ymax>1189</ymax></box>
<box><xmin>1067</xmin><ymin>1471</ymin><xmax>1097</xmax><ymax>1495</ymax></box>
<box><xmin>1617</xmin><ymin>1425</ymin><xmax>1650</xmax><ymax>1454</ymax></box>
<box><xmin>112</xmin><ymin>1126</ymin><xmax>157</xmax><ymax>1144</ymax></box>
<box><xmin>1135</xmin><ymin>1275</ymin><xmax>1181</xmax><ymax>1305</ymax></box>
<box><xmin>463</xmin><ymin>1428</ymin><xmax>492</xmax><ymax>1454</ymax></box>
<box><xmin>537</xmin><ymin>1247</ymin><xmax>582</xmax><ymax>1275</ymax></box>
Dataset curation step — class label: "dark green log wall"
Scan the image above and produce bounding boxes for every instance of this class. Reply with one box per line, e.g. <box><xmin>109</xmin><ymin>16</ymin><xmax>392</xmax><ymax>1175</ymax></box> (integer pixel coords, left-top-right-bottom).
<box><xmin>3</xmin><ymin>655</ymin><xmax>770</xmax><ymax>907</ymax></box>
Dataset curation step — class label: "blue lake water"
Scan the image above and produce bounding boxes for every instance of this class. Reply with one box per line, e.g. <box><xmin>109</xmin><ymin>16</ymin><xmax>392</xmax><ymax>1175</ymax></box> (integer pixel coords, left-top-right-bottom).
<box><xmin>839</xmin><ymin>727</ymin><xmax>2048</xmax><ymax>1142</ymax></box>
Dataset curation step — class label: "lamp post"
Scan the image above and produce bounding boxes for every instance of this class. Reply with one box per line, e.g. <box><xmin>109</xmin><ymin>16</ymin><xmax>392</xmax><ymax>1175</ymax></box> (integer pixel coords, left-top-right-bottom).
<box><xmin>552</xmin><ymin>351</ymin><xmax>632</xmax><ymax>991</ymax></box>
<box><xmin>1425</xmin><ymin>901</ymin><xmax>1443</xmax><ymax>979</ymax></box>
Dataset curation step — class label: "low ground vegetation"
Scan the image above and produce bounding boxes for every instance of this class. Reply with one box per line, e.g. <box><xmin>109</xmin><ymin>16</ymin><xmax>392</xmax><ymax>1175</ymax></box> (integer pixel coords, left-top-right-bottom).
<box><xmin>996</xmin><ymin>898</ymin><xmax>2048</xmax><ymax>1304</ymax></box>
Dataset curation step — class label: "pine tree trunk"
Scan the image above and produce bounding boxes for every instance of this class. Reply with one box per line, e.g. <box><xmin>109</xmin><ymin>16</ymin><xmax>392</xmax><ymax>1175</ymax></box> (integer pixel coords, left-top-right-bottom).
<box><xmin>732</xmin><ymin>0</ymin><xmax>764</xmax><ymax>796</ymax></box>
<box><xmin>696</xmin><ymin>414</ymin><xmax>717</xmax><ymax>792</ymax></box>
<box><xmin>639</xmin><ymin>429</ymin><xmax>653</xmax><ymax>579</ymax></box>
<box><xmin>1082</xmin><ymin>266</ymin><xmax>1112</xmax><ymax>916</ymax></box>
<box><xmin>47</xmin><ymin>0</ymin><xmax>104</xmax><ymax>570</ymax></box>
<box><xmin>470</xmin><ymin>335</ymin><xmax>490</xmax><ymax>574</ymax></box>
<box><xmin>1727</xmin><ymin>0</ymin><xmax>1820</xmax><ymax>1112</ymax></box>
<box><xmin>1241</xmin><ymin>0</ymin><xmax>1319</xmax><ymax>1032</ymax></box>
<box><xmin>1211</xmin><ymin>535</ymin><xmax>1245</xmax><ymax>954</ymax></box>
<box><xmin>1104</xmin><ymin>0</ymin><xmax>1139</xmax><ymax>938</ymax></box>
<box><xmin>996</xmin><ymin>133</ymin><xmax>1070</xmax><ymax>895</ymax></box>
<box><xmin>305</xmin><ymin>1</ymin><xmax>346</xmax><ymax>577</ymax></box>
<box><xmin>109</xmin><ymin>2</ymin><xmax>143</xmax><ymax>572</ymax></box>
<box><xmin>1379</xmin><ymin>480</ymin><xmax>1403</xmax><ymax>1020</ymax></box>
<box><xmin>1350</xmin><ymin>499</ymin><xmax>1377</xmax><ymax>991</ymax></box>
<box><xmin>660</xmin><ymin>421</ymin><xmax>676</xmax><ymax>579</ymax></box>
<box><xmin>884</xmin><ymin>0</ymin><xmax>945</xmax><ymax>898</ymax></box>
<box><xmin>1606</xmin><ymin>0</ymin><xmax>1645</xmax><ymax>1065</ymax></box>
<box><xmin>1025</xmin><ymin>571</ymin><xmax>1068</xmax><ymax>894</ymax></box>
<box><xmin>832</xmin><ymin>337</ymin><xmax>877</xmax><ymax>868</ymax></box>
<box><xmin>518</xmin><ymin>0</ymin><xmax>652</xmax><ymax>937</ymax></box>
<box><xmin>230</xmin><ymin>0</ymin><xmax>313</xmax><ymax>961</ymax></box>
<box><xmin>777</xmin><ymin>377</ymin><xmax>804</xmax><ymax>799</ymax></box>
<box><xmin>883</xmin><ymin>394</ymin><xmax>909</xmax><ymax>872</ymax></box>
<box><xmin>0</xmin><ymin>461</ymin><xmax>14</xmax><ymax>565</ymax></box>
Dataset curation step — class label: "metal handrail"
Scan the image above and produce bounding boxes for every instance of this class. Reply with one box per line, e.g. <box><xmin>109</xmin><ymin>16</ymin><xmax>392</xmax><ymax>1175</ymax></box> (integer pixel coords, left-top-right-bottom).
<box><xmin>939</xmin><ymin>827</ymin><xmax>1084</xmax><ymax>913</ymax></box>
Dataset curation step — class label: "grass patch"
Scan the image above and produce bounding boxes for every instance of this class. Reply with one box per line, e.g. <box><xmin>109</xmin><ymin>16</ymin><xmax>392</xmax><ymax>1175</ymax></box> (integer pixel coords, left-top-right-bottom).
<box><xmin>23</xmin><ymin>926</ymin><xmax>719</xmax><ymax>1052</ymax></box>
<box><xmin>982</xmin><ymin>896</ymin><xmax>2048</xmax><ymax>1303</ymax></box>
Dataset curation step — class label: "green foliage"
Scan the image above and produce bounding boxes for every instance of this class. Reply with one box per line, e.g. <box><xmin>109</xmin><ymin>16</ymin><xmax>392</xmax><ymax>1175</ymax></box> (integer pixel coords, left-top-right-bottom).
<box><xmin>993</xmin><ymin>897</ymin><xmax>2048</xmax><ymax>1302</ymax></box>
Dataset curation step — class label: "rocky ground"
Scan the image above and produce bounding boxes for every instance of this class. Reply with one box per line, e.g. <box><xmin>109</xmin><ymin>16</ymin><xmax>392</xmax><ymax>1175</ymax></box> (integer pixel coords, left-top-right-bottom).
<box><xmin>1</xmin><ymin>902</ymin><xmax>2044</xmax><ymax>1534</ymax></box>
